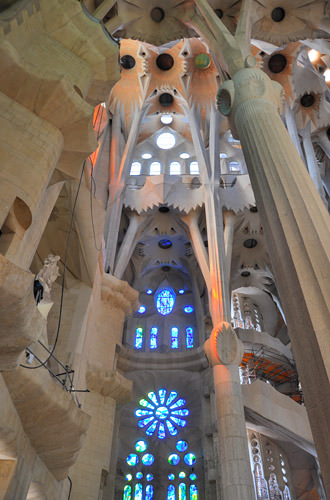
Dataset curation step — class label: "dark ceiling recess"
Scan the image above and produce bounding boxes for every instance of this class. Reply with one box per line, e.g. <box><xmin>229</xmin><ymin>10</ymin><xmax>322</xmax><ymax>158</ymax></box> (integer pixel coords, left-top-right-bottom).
<box><xmin>159</xmin><ymin>93</ymin><xmax>174</xmax><ymax>106</ymax></box>
<box><xmin>250</xmin><ymin>206</ymin><xmax>258</xmax><ymax>213</ymax></box>
<box><xmin>243</xmin><ymin>238</ymin><xmax>258</xmax><ymax>249</ymax></box>
<box><xmin>156</xmin><ymin>53</ymin><xmax>174</xmax><ymax>71</ymax></box>
<box><xmin>162</xmin><ymin>265</ymin><xmax>170</xmax><ymax>272</ymax></box>
<box><xmin>300</xmin><ymin>93</ymin><xmax>315</xmax><ymax>108</ymax></box>
<box><xmin>327</xmin><ymin>127</ymin><xmax>330</xmax><ymax>140</ymax></box>
<box><xmin>120</xmin><ymin>55</ymin><xmax>136</xmax><ymax>70</ymax></box>
<box><xmin>159</xmin><ymin>206</ymin><xmax>169</xmax><ymax>213</ymax></box>
<box><xmin>215</xmin><ymin>8</ymin><xmax>223</xmax><ymax>18</ymax></box>
<box><xmin>158</xmin><ymin>239</ymin><xmax>173</xmax><ymax>249</ymax></box>
<box><xmin>241</xmin><ymin>271</ymin><xmax>251</xmax><ymax>277</ymax></box>
<box><xmin>268</xmin><ymin>54</ymin><xmax>287</xmax><ymax>74</ymax></box>
<box><xmin>150</xmin><ymin>7</ymin><xmax>165</xmax><ymax>22</ymax></box>
<box><xmin>271</xmin><ymin>7</ymin><xmax>285</xmax><ymax>22</ymax></box>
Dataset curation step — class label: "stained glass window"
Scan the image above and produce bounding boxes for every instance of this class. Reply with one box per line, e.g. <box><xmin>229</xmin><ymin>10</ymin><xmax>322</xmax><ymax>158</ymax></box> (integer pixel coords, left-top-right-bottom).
<box><xmin>184</xmin><ymin>453</ymin><xmax>196</xmax><ymax>466</ymax></box>
<box><xmin>134</xmin><ymin>483</ymin><xmax>143</xmax><ymax>500</ymax></box>
<box><xmin>135</xmin><ymin>440</ymin><xmax>147</xmax><ymax>452</ymax></box>
<box><xmin>146</xmin><ymin>474</ymin><xmax>153</xmax><ymax>482</ymax></box>
<box><xmin>189</xmin><ymin>161</ymin><xmax>199</xmax><ymax>175</ymax></box>
<box><xmin>189</xmin><ymin>474</ymin><xmax>197</xmax><ymax>481</ymax></box>
<box><xmin>186</xmin><ymin>327</ymin><xmax>194</xmax><ymax>349</ymax></box>
<box><xmin>123</xmin><ymin>485</ymin><xmax>132</xmax><ymax>500</ymax></box>
<box><xmin>184</xmin><ymin>306</ymin><xmax>194</xmax><ymax>313</ymax></box>
<box><xmin>179</xmin><ymin>483</ymin><xmax>186</xmax><ymax>500</ymax></box>
<box><xmin>135</xmin><ymin>327</ymin><xmax>143</xmax><ymax>349</ymax></box>
<box><xmin>156</xmin><ymin>289</ymin><xmax>176</xmax><ymax>315</ymax></box>
<box><xmin>130</xmin><ymin>162</ymin><xmax>141</xmax><ymax>176</ymax></box>
<box><xmin>168</xmin><ymin>474</ymin><xmax>175</xmax><ymax>481</ymax></box>
<box><xmin>168</xmin><ymin>484</ymin><xmax>176</xmax><ymax>500</ymax></box>
<box><xmin>171</xmin><ymin>327</ymin><xmax>179</xmax><ymax>349</ymax></box>
<box><xmin>179</xmin><ymin>472</ymin><xmax>186</xmax><ymax>478</ymax></box>
<box><xmin>176</xmin><ymin>440</ymin><xmax>188</xmax><ymax>452</ymax></box>
<box><xmin>168</xmin><ymin>454</ymin><xmax>180</xmax><ymax>465</ymax></box>
<box><xmin>138</xmin><ymin>305</ymin><xmax>146</xmax><ymax>314</ymax></box>
<box><xmin>190</xmin><ymin>484</ymin><xmax>198</xmax><ymax>500</ymax></box>
<box><xmin>150</xmin><ymin>327</ymin><xmax>158</xmax><ymax>349</ymax></box>
<box><xmin>145</xmin><ymin>485</ymin><xmax>154</xmax><ymax>500</ymax></box>
<box><xmin>142</xmin><ymin>454</ymin><xmax>154</xmax><ymax>466</ymax></box>
<box><xmin>150</xmin><ymin>161</ymin><xmax>162</xmax><ymax>175</ymax></box>
<box><xmin>127</xmin><ymin>454</ymin><xmax>139</xmax><ymax>466</ymax></box>
<box><xmin>136</xmin><ymin>472</ymin><xmax>143</xmax><ymax>479</ymax></box>
<box><xmin>170</xmin><ymin>161</ymin><xmax>181</xmax><ymax>175</ymax></box>
<box><xmin>126</xmin><ymin>474</ymin><xmax>133</xmax><ymax>481</ymax></box>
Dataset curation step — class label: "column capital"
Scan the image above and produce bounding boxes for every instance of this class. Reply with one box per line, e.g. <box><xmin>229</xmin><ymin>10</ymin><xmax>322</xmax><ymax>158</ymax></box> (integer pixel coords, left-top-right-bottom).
<box><xmin>204</xmin><ymin>321</ymin><xmax>244</xmax><ymax>366</ymax></box>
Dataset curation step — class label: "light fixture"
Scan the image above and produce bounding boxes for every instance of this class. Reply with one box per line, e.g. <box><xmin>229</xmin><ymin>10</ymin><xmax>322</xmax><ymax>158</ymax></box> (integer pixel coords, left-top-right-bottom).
<box><xmin>308</xmin><ymin>49</ymin><xmax>320</xmax><ymax>63</ymax></box>
<box><xmin>156</xmin><ymin>132</ymin><xmax>176</xmax><ymax>149</ymax></box>
<box><xmin>161</xmin><ymin>114</ymin><xmax>173</xmax><ymax>124</ymax></box>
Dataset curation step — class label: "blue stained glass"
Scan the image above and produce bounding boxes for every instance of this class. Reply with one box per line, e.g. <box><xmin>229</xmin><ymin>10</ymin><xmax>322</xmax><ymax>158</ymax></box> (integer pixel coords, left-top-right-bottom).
<box><xmin>155</xmin><ymin>406</ymin><xmax>169</xmax><ymax>419</ymax></box>
<box><xmin>145</xmin><ymin>485</ymin><xmax>154</xmax><ymax>500</ymax></box>
<box><xmin>139</xmin><ymin>399</ymin><xmax>154</xmax><ymax>410</ymax></box>
<box><xmin>136</xmin><ymin>472</ymin><xmax>143</xmax><ymax>479</ymax></box>
<box><xmin>190</xmin><ymin>484</ymin><xmax>198</xmax><ymax>500</ymax></box>
<box><xmin>179</xmin><ymin>472</ymin><xmax>186</xmax><ymax>478</ymax></box>
<box><xmin>135</xmin><ymin>440</ymin><xmax>147</xmax><ymax>452</ymax></box>
<box><xmin>146</xmin><ymin>289</ymin><xmax>153</xmax><ymax>294</ymax></box>
<box><xmin>167</xmin><ymin>485</ymin><xmax>176</xmax><ymax>500</ymax></box>
<box><xmin>178</xmin><ymin>289</ymin><xmax>185</xmax><ymax>294</ymax></box>
<box><xmin>170</xmin><ymin>398</ymin><xmax>186</xmax><ymax>409</ymax></box>
<box><xmin>168</xmin><ymin>454</ymin><xmax>180</xmax><ymax>465</ymax></box>
<box><xmin>138</xmin><ymin>416</ymin><xmax>154</xmax><ymax>428</ymax></box>
<box><xmin>126</xmin><ymin>474</ymin><xmax>133</xmax><ymax>481</ymax></box>
<box><xmin>146</xmin><ymin>420</ymin><xmax>158</xmax><ymax>436</ymax></box>
<box><xmin>176</xmin><ymin>440</ymin><xmax>188</xmax><ymax>452</ymax></box>
<box><xmin>186</xmin><ymin>327</ymin><xmax>194</xmax><ymax>349</ymax></box>
<box><xmin>189</xmin><ymin>474</ymin><xmax>197</xmax><ymax>481</ymax></box>
<box><xmin>148</xmin><ymin>392</ymin><xmax>159</xmax><ymax>406</ymax></box>
<box><xmin>134</xmin><ymin>483</ymin><xmax>143</xmax><ymax>500</ymax></box>
<box><xmin>166</xmin><ymin>419</ymin><xmax>178</xmax><ymax>436</ymax></box>
<box><xmin>146</xmin><ymin>474</ymin><xmax>153</xmax><ymax>481</ymax></box>
<box><xmin>166</xmin><ymin>391</ymin><xmax>178</xmax><ymax>406</ymax></box>
<box><xmin>135</xmin><ymin>328</ymin><xmax>143</xmax><ymax>349</ymax></box>
<box><xmin>142</xmin><ymin>453</ymin><xmax>154</xmax><ymax>466</ymax></box>
<box><xmin>172</xmin><ymin>409</ymin><xmax>189</xmax><ymax>417</ymax></box>
<box><xmin>138</xmin><ymin>305</ymin><xmax>146</xmax><ymax>314</ymax></box>
<box><xmin>127</xmin><ymin>454</ymin><xmax>139</xmax><ymax>466</ymax></box>
<box><xmin>123</xmin><ymin>485</ymin><xmax>132</xmax><ymax>500</ymax></box>
<box><xmin>168</xmin><ymin>474</ymin><xmax>175</xmax><ymax>480</ymax></box>
<box><xmin>135</xmin><ymin>409</ymin><xmax>154</xmax><ymax>417</ymax></box>
<box><xmin>184</xmin><ymin>453</ymin><xmax>196</xmax><ymax>466</ymax></box>
<box><xmin>158</xmin><ymin>421</ymin><xmax>166</xmax><ymax>439</ymax></box>
<box><xmin>150</xmin><ymin>327</ymin><xmax>158</xmax><ymax>349</ymax></box>
<box><xmin>184</xmin><ymin>306</ymin><xmax>194</xmax><ymax>313</ymax></box>
<box><xmin>158</xmin><ymin>388</ymin><xmax>167</xmax><ymax>404</ymax></box>
<box><xmin>170</xmin><ymin>416</ymin><xmax>187</xmax><ymax>427</ymax></box>
<box><xmin>156</xmin><ymin>289</ymin><xmax>176</xmax><ymax>315</ymax></box>
<box><xmin>179</xmin><ymin>483</ymin><xmax>187</xmax><ymax>500</ymax></box>
<box><xmin>171</xmin><ymin>327</ymin><xmax>179</xmax><ymax>349</ymax></box>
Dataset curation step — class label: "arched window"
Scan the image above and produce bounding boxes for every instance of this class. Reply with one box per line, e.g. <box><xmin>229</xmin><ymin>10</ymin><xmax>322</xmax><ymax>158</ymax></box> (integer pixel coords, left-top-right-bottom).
<box><xmin>189</xmin><ymin>485</ymin><xmax>198</xmax><ymax>500</ymax></box>
<box><xmin>167</xmin><ymin>485</ymin><xmax>176</xmax><ymax>500</ymax></box>
<box><xmin>134</xmin><ymin>483</ymin><xmax>143</xmax><ymax>500</ymax></box>
<box><xmin>130</xmin><ymin>161</ymin><xmax>142</xmax><ymax>175</ymax></box>
<box><xmin>145</xmin><ymin>485</ymin><xmax>154</xmax><ymax>500</ymax></box>
<box><xmin>156</xmin><ymin>289</ymin><xmax>176</xmax><ymax>315</ymax></box>
<box><xmin>135</xmin><ymin>327</ymin><xmax>143</xmax><ymax>349</ymax></box>
<box><xmin>229</xmin><ymin>161</ymin><xmax>240</xmax><ymax>172</ymax></box>
<box><xmin>150</xmin><ymin>161</ymin><xmax>161</xmax><ymax>175</ymax></box>
<box><xmin>170</xmin><ymin>161</ymin><xmax>181</xmax><ymax>175</ymax></box>
<box><xmin>179</xmin><ymin>483</ymin><xmax>186</xmax><ymax>500</ymax></box>
<box><xmin>189</xmin><ymin>161</ymin><xmax>199</xmax><ymax>175</ymax></box>
<box><xmin>150</xmin><ymin>327</ymin><xmax>158</xmax><ymax>349</ymax></box>
<box><xmin>171</xmin><ymin>327</ymin><xmax>179</xmax><ymax>349</ymax></box>
<box><xmin>186</xmin><ymin>327</ymin><xmax>193</xmax><ymax>349</ymax></box>
<box><xmin>123</xmin><ymin>485</ymin><xmax>132</xmax><ymax>500</ymax></box>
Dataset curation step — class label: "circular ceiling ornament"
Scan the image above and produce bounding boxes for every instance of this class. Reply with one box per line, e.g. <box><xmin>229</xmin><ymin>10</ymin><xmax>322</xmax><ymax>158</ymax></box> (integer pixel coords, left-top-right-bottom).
<box><xmin>156</xmin><ymin>53</ymin><xmax>174</xmax><ymax>71</ymax></box>
<box><xmin>271</xmin><ymin>7</ymin><xmax>285</xmax><ymax>22</ymax></box>
<box><xmin>150</xmin><ymin>7</ymin><xmax>165</xmax><ymax>22</ymax></box>
<box><xmin>268</xmin><ymin>54</ymin><xmax>287</xmax><ymax>74</ymax></box>
<box><xmin>120</xmin><ymin>55</ymin><xmax>136</xmax><ymax>70</ymax></box>
<box><xmin>159</xmin><ymin>93</ymin><xmax>174</xmax><ymax>107</ymax></box>
<box><xmin>300</xmin><ymin>93</ymin><xmax>315</xmax><ymax>108</ymax></box>
<box><xmin>243</xmin><ymin>238</ymin><xmax>258</xmax><ymax>248</ymax></box>
<box><xmin>195</xmin><ymin>53</ymin><xmax>211</xmax><ymax>69</ymax></box>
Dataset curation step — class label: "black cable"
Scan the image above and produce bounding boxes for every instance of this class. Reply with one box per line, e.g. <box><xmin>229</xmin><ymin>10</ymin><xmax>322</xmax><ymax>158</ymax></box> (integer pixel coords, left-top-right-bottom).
<box><xmin>67</xmin><ymin>476</ymin><xmax>73</xmax><ymax>499</ymax></box>
<box><xmin>20</xmin><ymin>161</ymin><xmax>86</xmax><ymax>370</ymax></box>
<box><xmin>89</xmin><ymin>165</ymin><xmax>102</xmax><ymax>252</ymax></box>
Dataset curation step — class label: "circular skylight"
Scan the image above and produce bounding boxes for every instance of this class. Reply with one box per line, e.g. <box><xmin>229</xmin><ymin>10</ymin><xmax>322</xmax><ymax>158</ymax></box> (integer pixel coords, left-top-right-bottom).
<box><xmin>156</xmin><ymin>132</ymin><xmax>176</xmax><ymax>150</ymax></box>
<box><xmin>142</xmin><ymin>153</ymin><xmax>152</xmax><ymax>159</ymax></box>
<box><xmin>160</xmin><ymin>114</ymin><xmax>173</xmax><ymax>125</ymax></box>
<box><xmin>179</xmin><ymin>152</ymin><xmax>190</xmax><ymax>159</ymax></box>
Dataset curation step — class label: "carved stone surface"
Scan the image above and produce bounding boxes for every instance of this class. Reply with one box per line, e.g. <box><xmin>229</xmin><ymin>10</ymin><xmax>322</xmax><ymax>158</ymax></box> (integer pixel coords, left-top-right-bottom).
<box><xmin>36</xmin><ymin>254</ymin><xmax>60</xmax><ymax>302</ymax></box>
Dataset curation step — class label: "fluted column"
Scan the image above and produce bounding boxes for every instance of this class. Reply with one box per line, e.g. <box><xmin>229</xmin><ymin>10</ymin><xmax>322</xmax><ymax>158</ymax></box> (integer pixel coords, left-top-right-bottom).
<box><xmin>217</xmin><ymin>62</ymin><xmax>330</xmax><ymax>495</ymax></box>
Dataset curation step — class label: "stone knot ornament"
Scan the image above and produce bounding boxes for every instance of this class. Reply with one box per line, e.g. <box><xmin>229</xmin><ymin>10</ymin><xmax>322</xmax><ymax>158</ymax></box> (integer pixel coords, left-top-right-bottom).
<box><xmin>204</xmin><ymin>321</ymin><xmax>244</xmax><ymax>366</ymax></box>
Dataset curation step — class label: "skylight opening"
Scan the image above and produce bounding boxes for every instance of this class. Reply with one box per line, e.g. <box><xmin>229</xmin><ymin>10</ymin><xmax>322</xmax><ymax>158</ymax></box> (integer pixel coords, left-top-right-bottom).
<box><xmin>130</xmin><ymin>161</ymin><xmax>142</xmax><ymax>175</ymax></box>
<box><xmin>157</xmin><ymin>132</ymin><xmax>176</xmax><ymax>150</ymax></box>
<box><xmin>150</xmin><ymin>161</ymin><xmax>161</xmax><ymax>175</ymax></box>
<box><xmin>170</xmin><ymin>161</ymin><xmax>181</xmax><ymax>175</ymax></box>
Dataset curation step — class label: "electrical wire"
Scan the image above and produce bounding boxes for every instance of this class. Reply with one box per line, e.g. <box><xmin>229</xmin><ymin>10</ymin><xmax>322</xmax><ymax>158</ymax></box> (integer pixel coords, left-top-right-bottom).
<box><xmin>20</xmin><ymin>160</ymin><xmax>86</xmax><ymax>370</ymax></box>
<box><xmin>89</xmin><ymin>166</ymin><xmax>102</xmax><ymax>252</ymax></box>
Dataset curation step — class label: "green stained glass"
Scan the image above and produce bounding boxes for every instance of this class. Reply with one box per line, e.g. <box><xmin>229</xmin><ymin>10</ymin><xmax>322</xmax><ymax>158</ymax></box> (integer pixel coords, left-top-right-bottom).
<box><xmin>126</xmin><ymin>454</ymin><xmax>138</xmax><ymax>466</ymax></box>
<box><xmin>179</xmin><ymin>472</ymin><xmax>186</xmax><ymax>478</ymax></box>
<box><xmin>190</xmin><ymin>484</ymin><xmax>198</xmax><ymax>500</ymax></box>
<box><xmin>184</xmin><ymin>453</ymin><xmax>196</xmax><ymax>466</ymax></box>
<box><xmin>125</xmin><ymin>474</ymin><xmax>133</xmax><ymax>481</ymax></box>
<box><xmin>134</xmin><ymin>483</ymin><xmax>143</xmax><ymax>500</ymax></box>
<box><xmin>179</xmin><ymin>482</ymin><xmax>187</xmax><ymax>500</ymax></box>
<box><xmin>135</xmin><ymin>440</ymin><xmax>147</xmax><ymax>452</ymax></box>
<box><xmin>123</xmin><ymin>485</ymin><xmax>132</xmax><ymax>500</ymax></box>
<box><xmin>195</xmin><ymin>53</ymin><xmax>211</xmax><ymax>69</ymax></box>
<box><xmin>168</xmin><ymin>453</ymin><xmax>180</xmax><ymax>465</ymax></box>
<box><xmin>139</xmin><ymin>399</ymin><xmax>154</xmax><ymax>410</ymax></box>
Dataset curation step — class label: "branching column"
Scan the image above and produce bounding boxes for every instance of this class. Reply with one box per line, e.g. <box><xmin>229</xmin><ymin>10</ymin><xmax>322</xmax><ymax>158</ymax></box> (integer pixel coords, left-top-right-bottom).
<box><xmin>217</xmin><ymin>63</ymin><xmax>330</xmax><ymax>495</ymax></box>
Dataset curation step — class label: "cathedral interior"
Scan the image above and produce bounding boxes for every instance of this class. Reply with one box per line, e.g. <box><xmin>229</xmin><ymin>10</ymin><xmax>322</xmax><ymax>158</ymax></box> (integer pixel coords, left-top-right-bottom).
<box><xmin>1</xmin><ymin>0</ymin><xmax>330</xmax><ymax>499</ymax></box>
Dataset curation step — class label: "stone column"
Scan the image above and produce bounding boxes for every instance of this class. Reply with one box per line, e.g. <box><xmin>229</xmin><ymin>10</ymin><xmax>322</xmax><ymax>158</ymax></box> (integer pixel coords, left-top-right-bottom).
<box><xmin>204</xmin><ymin>322</ymin><xmax>255</xmax><ymax>500</ymax></box>
<box><xmin>217</xmin><ymin>62</ymin><xmax>330</xmax><ymax>496</ymax></box>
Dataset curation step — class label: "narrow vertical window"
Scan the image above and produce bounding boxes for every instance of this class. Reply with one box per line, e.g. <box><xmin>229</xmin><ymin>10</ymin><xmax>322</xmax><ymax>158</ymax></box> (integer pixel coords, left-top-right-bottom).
<box><xmin>178</xmin><ymin>483</ymin><xmax>186</xmax><ymax>500</ymax></box>
<box><xmin>189</xmin><ymin>485</ymin><xmax>198</xmax><ymax>500</ymax></box>
<box><xmin>145</xmin><ymin>485</ymin><xmax>154</xmax><ymax>500</ymax></box>
<box><xmin>167</xmin><ymin>485</ymin><xmax>176</xmax><ymax>500</ymax></box>
<box><xmin>170</xmin><ymin>161</ymin><xmax>181</xmax><ymax>175</ymax></box>
<box><xmin>186</xmin><ymin>327</ymin><xmax>194</xmax><ymax>349</ymax></box>
<box><xmin>171</xmin><ymin>327</ymin><xmax>179</xmax><ymax>349</ymax></box>
<box><xmin>150</xmin><ymin>327</ymin><xmax>158</xmax><ymax>349</ymax></box>
<box><xmin>134</xmin><ymin>483</ymin><xmax>143</xmax><ymax>500</ymax></box>
<box><xmin>130</xmin><ymin>161</ymin><xmax>142</xmax><ymax>175</ymax></box>
<box><xmin>135</xmin><ymin>327</ymin><xmax>144</xmax><ymax>349</ymax></box>
<box><xmin>150</xmin><ymin>161</ymin><xmax>161</xmax><ymax>175</ymax></box>
<box><xmin>189</xmin><ymin>161</ymin><xmax>199</xmax><ymax>175</ymax></box>
<box><xmin>123</xmin><ymin>485</ymin><xmax>132</xmax><ymax>500</ymax></box>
